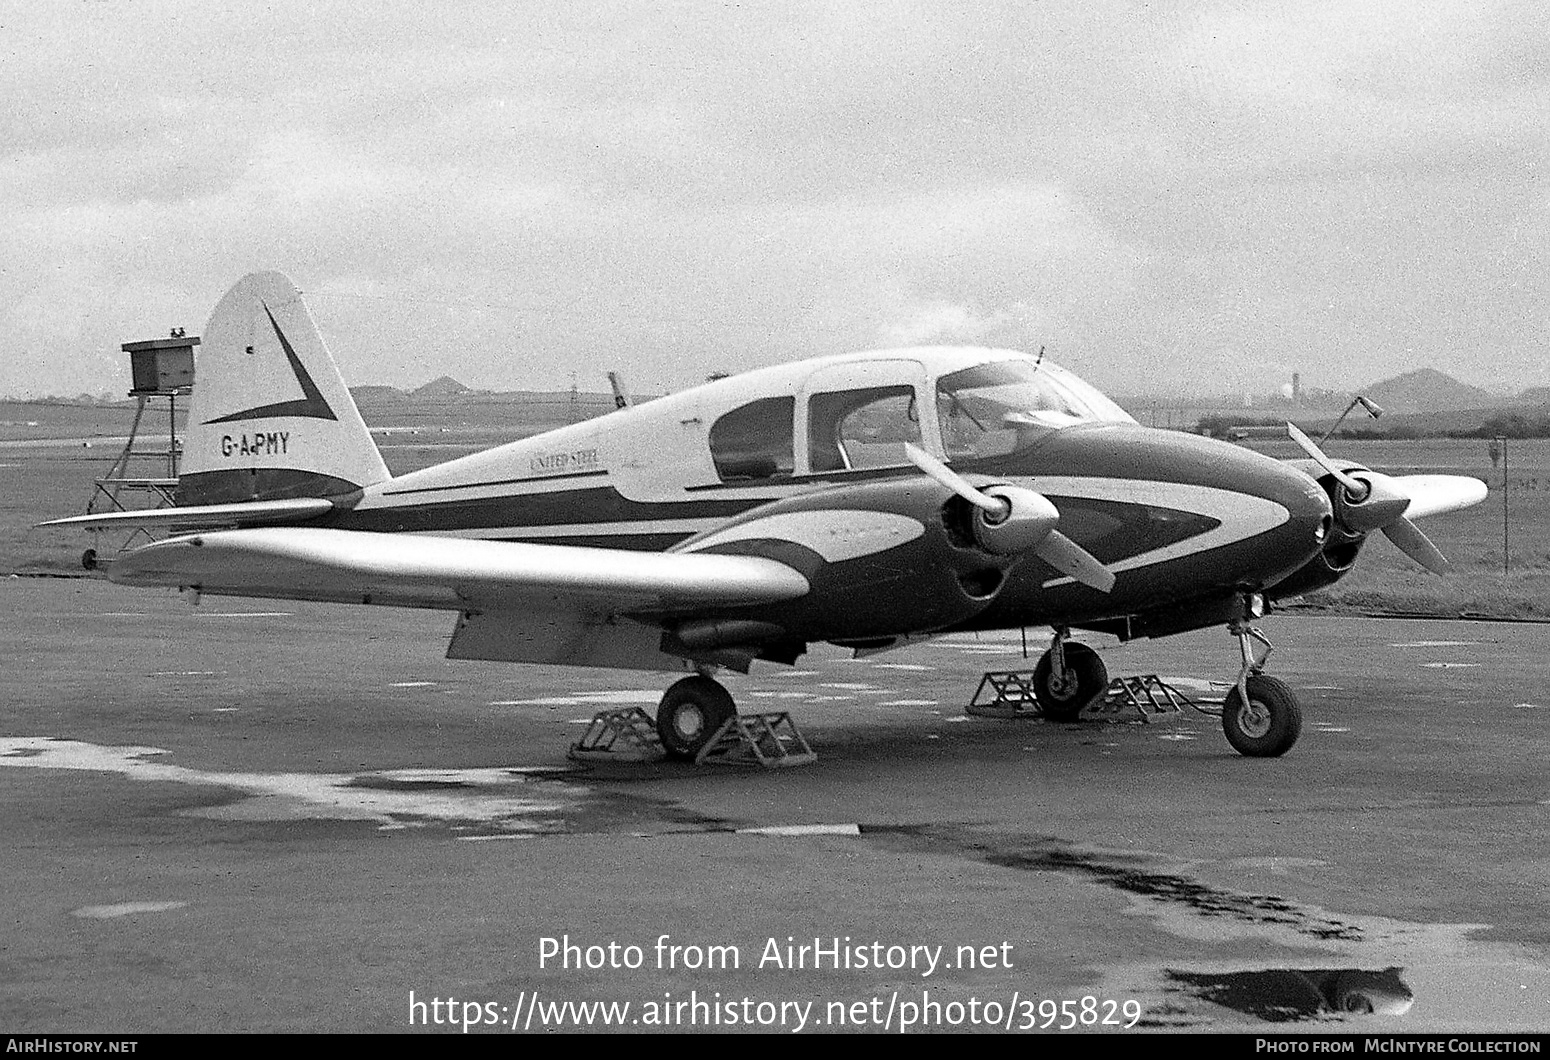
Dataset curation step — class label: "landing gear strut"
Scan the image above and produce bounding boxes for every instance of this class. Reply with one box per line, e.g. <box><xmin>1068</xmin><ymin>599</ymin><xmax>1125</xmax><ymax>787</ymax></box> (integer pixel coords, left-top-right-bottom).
<box><xmin>1221</xmin><ymin>615</ymin><xmax>1302</xmax><ymax>757</ymax></box>
<box><xmin>1032</xmin><ymin>627</ymin><xmax>1109</xmax><ymax>722</ymax></box>
<box><xmin>655</xmin><ymin>674</ymin><xmax>736</xmax><ymax>760</ymax></box>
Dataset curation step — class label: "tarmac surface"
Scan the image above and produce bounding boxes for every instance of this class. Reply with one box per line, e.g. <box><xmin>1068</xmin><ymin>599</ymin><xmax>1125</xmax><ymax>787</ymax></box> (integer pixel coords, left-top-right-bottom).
<box><xmin>3</xmin><ymin>577</ymin><xmax>1549</xmax><ymax>1034</ymax></box>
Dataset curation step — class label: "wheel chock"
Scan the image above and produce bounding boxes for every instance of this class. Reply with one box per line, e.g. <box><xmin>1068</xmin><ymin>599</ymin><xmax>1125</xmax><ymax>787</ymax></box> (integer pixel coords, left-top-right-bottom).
<box><xmin>1090</xmin><ymin>675</ymin><xmax>1226</xmax><ymax>722</ymax></box>
<box><xmin>567</xmin><ymin>706</ymin><xmax>666</xmax><ymax>763</ymax></box>
<box><xmin>695</xmin><ymin>711</ymin><xmax>816</xmax><ymax>769</ymax></box>
<box><xmin>966</xmin><ymin>670</ymin><xmax>1043</xmax><ymax>718</ymax></box>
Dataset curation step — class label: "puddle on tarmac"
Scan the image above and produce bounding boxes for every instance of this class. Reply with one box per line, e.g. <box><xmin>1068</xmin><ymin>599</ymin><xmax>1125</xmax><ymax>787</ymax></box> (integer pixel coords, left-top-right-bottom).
<box><xmin>862</xmin><ymin>825</ymin><xmax>1550</xmax><ymax>1031</ymax></box>
<box><xmin>1165</xmin><ymin>966</ymin><xmax>1414</xmax><ymax>1022</ymax></box>
<box><xmin>0</xmin><ymin>736</ymin><xmax>731</xmax><ymax>837</ymax></box>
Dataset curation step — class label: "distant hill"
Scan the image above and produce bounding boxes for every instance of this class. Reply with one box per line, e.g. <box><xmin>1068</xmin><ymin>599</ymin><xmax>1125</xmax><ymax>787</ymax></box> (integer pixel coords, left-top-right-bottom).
<box><xmin>348</xmin><ymin>385</ymin><xmax>405</xmax><ymax>405</ymax></box>
<box><xmin>411</xmin><ymin>375</ymin><xmax>474</xmax><ymax>399</ymax></box>
<box><xmin>1363</xmin><ymin>368</ymin><xmax>1499</xmax><ymax>414</ymax></box>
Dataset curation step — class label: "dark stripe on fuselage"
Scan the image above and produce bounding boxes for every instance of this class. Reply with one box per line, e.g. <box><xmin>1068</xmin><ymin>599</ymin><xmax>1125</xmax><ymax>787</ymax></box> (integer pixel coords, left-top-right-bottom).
<box><xmin>380</xmin><ymin>469</ymin><xmax>609</xmax><ymax>497</ymax></box>
<box><xmin>684</xmin><ymin>466</ymin><xmax>916</xmax><ymax>492</ymax></box>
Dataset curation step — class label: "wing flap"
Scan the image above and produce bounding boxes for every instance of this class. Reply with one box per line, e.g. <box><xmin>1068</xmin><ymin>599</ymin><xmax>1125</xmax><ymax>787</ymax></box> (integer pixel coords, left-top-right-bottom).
<box><xmin>106</xmin><ymin>526</ymin><xmax>809</xmax><ymax>612</ymax></box>
<box><xmin>447</xmin><ymin>609</ymin><xmax>692</xmax><ymax>672</ymax></box>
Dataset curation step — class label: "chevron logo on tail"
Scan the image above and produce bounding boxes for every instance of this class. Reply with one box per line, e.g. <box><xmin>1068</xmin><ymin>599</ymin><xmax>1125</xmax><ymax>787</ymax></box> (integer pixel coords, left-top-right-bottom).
<box><xmin>203</xmin><ymin>303</ymin><xmax>338</xmax><ymax>424</ymax></box>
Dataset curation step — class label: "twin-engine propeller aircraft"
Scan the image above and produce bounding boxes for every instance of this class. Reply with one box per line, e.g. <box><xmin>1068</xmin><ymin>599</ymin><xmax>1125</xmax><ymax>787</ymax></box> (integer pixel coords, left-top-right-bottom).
<box><xmin>46</xmin><ymin>272</ymin><xmax>1488</xmax><ymax>759</ymax></box>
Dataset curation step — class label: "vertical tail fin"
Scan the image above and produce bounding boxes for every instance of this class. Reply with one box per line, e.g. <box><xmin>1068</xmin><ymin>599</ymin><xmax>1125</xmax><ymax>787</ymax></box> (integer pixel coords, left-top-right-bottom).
<box><xmin>177</xmin><ymin>272</ymin><xmax>390</xmax><ymax>505</ymax></box>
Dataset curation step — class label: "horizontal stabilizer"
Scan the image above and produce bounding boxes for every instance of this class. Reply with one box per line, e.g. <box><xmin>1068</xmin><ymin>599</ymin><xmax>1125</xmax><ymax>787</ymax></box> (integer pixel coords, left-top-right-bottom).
<box><xmin>38</xmin><ymin>498</ymin><xmax>335</xmax><ymax>531</ymax></box>
<box><xmin>107</xmin><ymin>527</ymin><xmax>810</xmax><ymax>613</ymax></box>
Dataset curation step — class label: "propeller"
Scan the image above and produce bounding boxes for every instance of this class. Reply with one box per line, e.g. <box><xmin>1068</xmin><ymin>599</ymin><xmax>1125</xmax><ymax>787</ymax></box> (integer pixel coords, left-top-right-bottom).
<box><xmin>904</xmin><ymin>443</ymin><xmax>1116</xmax><ymax>593</ymax></box>
<box><xmin>1287</xmin><ymin>423</ymin><xmax>1486</xmax><ymax>574</ymax></box>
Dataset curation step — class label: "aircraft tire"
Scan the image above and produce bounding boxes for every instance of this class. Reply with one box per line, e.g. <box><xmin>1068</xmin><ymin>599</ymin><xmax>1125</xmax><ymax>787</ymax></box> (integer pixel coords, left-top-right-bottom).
<box><xmin>1222</xmin><ymin>674</ymin><xmax>1302</xmax><ymax>757</ymax></box>
<box><xmin>656</xmin><ymin>676</ymin><xmax>737</xmax><ymax>761</ymax></box>
<box><xmin>1032</xmin><ymin>642</ymin><xmax>1108</xmax><ymax>722</ymax></box>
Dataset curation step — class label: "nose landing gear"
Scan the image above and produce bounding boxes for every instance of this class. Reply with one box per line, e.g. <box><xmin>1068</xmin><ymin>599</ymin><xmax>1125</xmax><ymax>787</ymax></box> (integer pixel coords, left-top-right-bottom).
<box><xmin>1221</xmin><ymin>616</ymin><xmax>1302</xmax><ymax>757</ymax></box>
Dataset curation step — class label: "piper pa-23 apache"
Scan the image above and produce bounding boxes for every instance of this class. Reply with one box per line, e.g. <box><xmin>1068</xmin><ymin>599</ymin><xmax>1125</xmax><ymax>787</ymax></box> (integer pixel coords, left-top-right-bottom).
<box><xmin>46</xmin><ymin>272</ymin><xmax>1488</xmax><ymax>760</ymax></box>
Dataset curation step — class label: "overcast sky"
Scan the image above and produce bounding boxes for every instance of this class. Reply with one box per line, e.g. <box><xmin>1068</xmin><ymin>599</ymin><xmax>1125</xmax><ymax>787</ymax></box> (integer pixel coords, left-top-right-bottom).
<box><xmin>2</xmin><ymin>1</ymin><xmax>1546</xmax><ymax>400</ymax></box>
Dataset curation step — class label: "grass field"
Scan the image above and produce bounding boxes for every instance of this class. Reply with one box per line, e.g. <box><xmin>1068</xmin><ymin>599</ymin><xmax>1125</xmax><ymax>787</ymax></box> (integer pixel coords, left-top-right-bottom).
<box><xmin>4</xmin><ymin>410</ymin><xmax>1545</xmax><ymax>618</ymax></box>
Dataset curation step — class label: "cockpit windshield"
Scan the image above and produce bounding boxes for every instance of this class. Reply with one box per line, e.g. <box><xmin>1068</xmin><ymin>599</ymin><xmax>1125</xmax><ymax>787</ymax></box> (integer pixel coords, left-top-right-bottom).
<box><xmin>935</xmin><ymin>357</ymin><xmax>1134</xmax><ymax>461</ymax></box>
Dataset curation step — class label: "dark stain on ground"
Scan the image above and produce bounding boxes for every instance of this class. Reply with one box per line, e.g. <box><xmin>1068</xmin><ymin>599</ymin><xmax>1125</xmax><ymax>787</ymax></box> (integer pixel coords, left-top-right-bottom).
<box><xmin>863</xmin><ymin>825</ymin><xmax>1364</xmax><ymax>942</ymax></box>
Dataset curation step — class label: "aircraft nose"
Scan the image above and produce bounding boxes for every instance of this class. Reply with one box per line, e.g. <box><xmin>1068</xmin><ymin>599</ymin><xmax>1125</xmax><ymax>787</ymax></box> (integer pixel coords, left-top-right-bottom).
<box><xmin>1012</xmin><ymin>424</ymin><xmax>1332</xmax><ymax>588</ymax></box>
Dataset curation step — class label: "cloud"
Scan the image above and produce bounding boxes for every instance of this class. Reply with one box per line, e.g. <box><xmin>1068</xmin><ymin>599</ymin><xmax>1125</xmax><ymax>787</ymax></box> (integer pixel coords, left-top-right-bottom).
<box><xmin>882</xmin><ymin>301</ymin><xmax>1041</xmax><ymax>346</ymax></box>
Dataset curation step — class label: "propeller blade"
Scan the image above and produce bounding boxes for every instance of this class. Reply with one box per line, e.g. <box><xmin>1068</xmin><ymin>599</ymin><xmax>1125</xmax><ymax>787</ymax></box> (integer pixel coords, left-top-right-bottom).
<box><xmin>1382</xmin><ymin>517</ymin><xmax>1449</xmax><ymax>574</ymax></box>
<box><xmin>1035</xmin><ymin>531</ymin><xmax>1117</xmax><ymax>593</ymax></box>
<box><xmin>903</xmin><ymin>443</ymin><xmax>1004</xmax><ymax>515</ymax></box>
<box><xmin>1287</xmin><ymin>422</ymin><xmax>1367</xmax><ymax>498</ymax></box>
<box><xmin>1389</xmin><ymin>474</ymin><xmax>1490</xmax><ymax>520</ymax></box>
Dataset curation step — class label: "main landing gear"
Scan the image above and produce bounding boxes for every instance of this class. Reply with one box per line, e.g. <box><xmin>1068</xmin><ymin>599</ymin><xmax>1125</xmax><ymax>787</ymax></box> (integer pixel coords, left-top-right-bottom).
<box><xmin>655</xmin><ymin>674</ymin><xmax>737</xmax><ymax>760</ymax></box>
<box><xmin>1032</xmin><ymin>627</ymin><xmax>1110</xmax><ymax>722</ymax></box>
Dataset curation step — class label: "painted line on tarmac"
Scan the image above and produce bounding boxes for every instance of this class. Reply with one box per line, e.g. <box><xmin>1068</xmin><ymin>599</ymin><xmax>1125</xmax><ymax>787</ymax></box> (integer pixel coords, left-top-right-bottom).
<box><xmin>490</xmin><ymin>690</ymin><xmax>661</xmax><ymax>707</ymax></box>
<box><xmin>72</xmin><ymin>901</ymin><xmax>188</xmax><ymax>919</ymax></box>
<box><xmin>1390</xmin><ymin>640</ymin><xmax>1481</xmax><ymax>648</ymax></box>
<box><xmin>197</xmin><ymin>612</ymin><xmax>293</xmax><ymax>617</ymax></box>
<box><xmin>737</xmin><ymin>823</ymin><xmax>861</xmax><ymax>837</ymax></box>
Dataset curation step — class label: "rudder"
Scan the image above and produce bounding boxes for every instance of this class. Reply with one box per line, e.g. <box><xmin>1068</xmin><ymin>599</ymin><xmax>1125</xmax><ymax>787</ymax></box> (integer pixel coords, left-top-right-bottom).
<box><xmin>178</xmin><ymin>272</ymin><xmax>390</xmax><ymax>505</ymax></box>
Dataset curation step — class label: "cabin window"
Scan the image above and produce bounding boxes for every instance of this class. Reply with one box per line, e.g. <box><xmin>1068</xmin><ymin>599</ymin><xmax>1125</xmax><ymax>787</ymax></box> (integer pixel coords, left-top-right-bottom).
<box><xmin>806</xmin><ymin>385</ymin><xmax>921</xmax><ymax>472</ymax></box>
<box><xmin>709</xmin><ymin>396</ymin><xmax>795</xmax><ymax>482</ymax></box>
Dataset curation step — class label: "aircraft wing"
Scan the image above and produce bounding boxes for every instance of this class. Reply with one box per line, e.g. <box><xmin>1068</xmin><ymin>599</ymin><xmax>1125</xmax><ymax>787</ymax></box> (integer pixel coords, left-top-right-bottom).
<box><xmin>106</xmin><ymin>526</ymin><xmax>809</xmax><ymax>613</ymax></box>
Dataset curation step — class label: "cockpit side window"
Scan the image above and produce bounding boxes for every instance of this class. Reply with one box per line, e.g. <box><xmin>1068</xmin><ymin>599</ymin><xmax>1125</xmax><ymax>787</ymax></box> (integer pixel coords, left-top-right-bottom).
<box><xmin>807</xmin><ymin>385</ymin><xmax>921</xmax><ymax>472</ymax></box>
<box><xmin>709</xmin><ymin>396</ymin><xmax>795</xmax><ymax>482</ymax></box>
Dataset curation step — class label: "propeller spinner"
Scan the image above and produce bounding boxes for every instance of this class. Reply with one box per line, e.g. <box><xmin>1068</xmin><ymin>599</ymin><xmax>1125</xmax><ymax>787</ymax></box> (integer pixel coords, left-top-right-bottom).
<box><xmin>904</xmin><ymin>443</ymin><xmax>1116</xmax><ymax>593</ymax></box>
